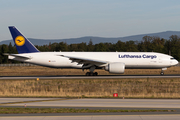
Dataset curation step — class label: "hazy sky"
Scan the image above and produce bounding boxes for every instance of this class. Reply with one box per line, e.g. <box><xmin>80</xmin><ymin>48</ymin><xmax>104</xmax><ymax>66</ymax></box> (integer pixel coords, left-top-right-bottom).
<box><xmin>1</xmin><ymin>0</ymin><xmax>180</xmax><ymax>41</ymax></box>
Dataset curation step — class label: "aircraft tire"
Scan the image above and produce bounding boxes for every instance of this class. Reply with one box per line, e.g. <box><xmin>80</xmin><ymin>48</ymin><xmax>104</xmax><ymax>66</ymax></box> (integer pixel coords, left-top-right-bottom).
<box><xmin>160</xmin><ymin>72</ymin><xmax>164</xmax><ymax>75</ymax></box>
<box><xmin>94</xmin><ymin>72</ymin><xmax>98</xmax><ymax>76</ymax></box>
<box><xmin>86</xmin><ymin>72</ymin><xmax>90</xmax><ymax>76</ymax></box>
<box><xmin>85</xmin><ymin>72</ymin><xmax>98</xmax><ymax>76</ymax></box>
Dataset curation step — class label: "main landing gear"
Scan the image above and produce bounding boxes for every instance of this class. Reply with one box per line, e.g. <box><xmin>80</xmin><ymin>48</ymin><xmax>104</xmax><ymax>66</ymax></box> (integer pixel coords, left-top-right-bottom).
<box><xmin>86</xmin><ymin>72</ymin><xmax>98</xmax><ymax>76</ymax></box>
<box><xmin>85</xmin><ymin>66</ymin><xmax>98</xmax><ymax>76</ymax></box>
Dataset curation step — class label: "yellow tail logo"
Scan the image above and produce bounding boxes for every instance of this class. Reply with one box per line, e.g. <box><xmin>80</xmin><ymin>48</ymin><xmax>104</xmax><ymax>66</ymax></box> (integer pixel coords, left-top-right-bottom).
<box><xmin>15</xmin><ymin>36</ymin><xmax>25</xmax><ymax>46</ymax></box>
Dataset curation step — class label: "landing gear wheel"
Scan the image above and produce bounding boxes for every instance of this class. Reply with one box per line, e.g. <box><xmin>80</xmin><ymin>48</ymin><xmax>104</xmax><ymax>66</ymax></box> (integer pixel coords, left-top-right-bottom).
<box><xmin>86</xmin><ymin>72</ymin><xmax>90</xmax><ymax>76</ymax></box>
<box><xmin>90</xmin><ymin>72</ymin><xmax>93</xmax><ymax>76</ymax></box>
<box><xmin>94</xmin><ymin>72</ymin><xmax>98</xmax><ymax>76</ymax></box>
<box><xmin>160</xmin><ymin>72</ymin><xmax>164</xmax><ymax>75</ymax></box>
<box><xmin>85</xmin><ymin>72</ymin><xmax>98</xmax><ymax>76</ymax></box>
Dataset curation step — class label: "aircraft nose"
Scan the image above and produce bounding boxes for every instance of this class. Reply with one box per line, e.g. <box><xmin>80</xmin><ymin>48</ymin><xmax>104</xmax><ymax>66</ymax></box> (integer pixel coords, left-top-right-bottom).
<box><xmin>173</xmin><ymin>59</ymin><xmax>179</xmax><ymax>66</ymax></box>
<box><xmin>170</xmin><ymin>59</ymin><xmax>179</xmax><ymax>66</ymax></box>
<box><xmin>175</xmin><ymin>60</ymin><xmax>179</xmax><ymax>66</ymax></box>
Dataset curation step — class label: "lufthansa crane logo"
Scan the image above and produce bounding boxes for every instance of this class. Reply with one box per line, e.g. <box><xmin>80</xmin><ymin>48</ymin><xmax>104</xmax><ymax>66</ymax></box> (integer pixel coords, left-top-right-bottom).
<box><xmin>15</xmin><ymin>36</ymin><xmax>25</xmax><ymax>46</ymax></box>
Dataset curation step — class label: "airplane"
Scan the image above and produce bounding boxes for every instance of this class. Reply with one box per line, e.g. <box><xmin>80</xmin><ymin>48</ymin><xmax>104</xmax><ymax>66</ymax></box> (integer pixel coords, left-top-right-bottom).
<box><xmin>5</xmin><ymin>26</ymin><xmax>179</xmax><ymax>76</ymax></box>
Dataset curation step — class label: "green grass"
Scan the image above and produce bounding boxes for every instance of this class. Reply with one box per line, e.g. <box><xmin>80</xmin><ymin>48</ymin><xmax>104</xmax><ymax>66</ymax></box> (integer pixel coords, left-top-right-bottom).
<box><xmin>0</xmin><ymin>108</ymin><xmax>175</xmax><ymax>114</ymax></box>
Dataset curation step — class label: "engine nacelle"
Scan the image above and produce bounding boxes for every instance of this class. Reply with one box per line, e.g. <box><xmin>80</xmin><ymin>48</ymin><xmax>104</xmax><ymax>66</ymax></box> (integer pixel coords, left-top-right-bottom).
<box><xmin>105</xmin><ymin>62</ymin><xmax>125</xmax><ymax>74</ymax></box>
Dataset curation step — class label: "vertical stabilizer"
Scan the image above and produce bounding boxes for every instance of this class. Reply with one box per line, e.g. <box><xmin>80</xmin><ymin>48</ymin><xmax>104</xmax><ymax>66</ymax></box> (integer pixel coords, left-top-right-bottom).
<box><xmin>8</xmin><ymin>26</ymin><xmax>39</xmax><ymax>54</ymax></box>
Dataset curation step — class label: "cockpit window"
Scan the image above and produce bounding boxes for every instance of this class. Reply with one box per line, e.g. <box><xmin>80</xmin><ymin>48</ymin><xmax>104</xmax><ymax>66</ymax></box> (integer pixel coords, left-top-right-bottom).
<box><xmin>170</xmin><ymin>58</ymin><xmax>175</xmax><ymax>60</ymax></box>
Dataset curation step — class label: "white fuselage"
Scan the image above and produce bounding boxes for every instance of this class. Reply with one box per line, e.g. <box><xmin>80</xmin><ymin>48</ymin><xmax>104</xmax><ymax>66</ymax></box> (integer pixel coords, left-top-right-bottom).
<box><xmin>9</xmin><ymin>52</ymin><xmax>178</xmax><ymax>69</ymax></box>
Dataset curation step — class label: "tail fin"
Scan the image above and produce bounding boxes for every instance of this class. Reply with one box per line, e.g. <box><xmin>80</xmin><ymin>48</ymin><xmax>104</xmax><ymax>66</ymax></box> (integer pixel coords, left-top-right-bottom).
<box><xmin>8</xmin><ymin>26</ymin><xmax>39</xmax><ymax>54</ymax></box>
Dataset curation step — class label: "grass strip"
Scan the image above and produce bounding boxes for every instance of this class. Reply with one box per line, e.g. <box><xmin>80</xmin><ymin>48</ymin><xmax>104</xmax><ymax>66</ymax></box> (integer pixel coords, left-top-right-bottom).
<box><xmin>0</xmin><ymin>108</ymin><xmax>175</xmax><ymax>114</ymax></box>
<box><xmin>0</xmin><ymin>78</ymin><xmax>180</xmax><ymax>98</ymax></box>
<box><xmin>0</xmin><ymin>99</ymin><xmax>68</xmax><ymax>105</ymax></box>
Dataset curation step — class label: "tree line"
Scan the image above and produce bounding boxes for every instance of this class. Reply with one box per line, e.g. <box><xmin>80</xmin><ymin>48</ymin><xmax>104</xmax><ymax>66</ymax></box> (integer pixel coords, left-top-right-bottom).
<box><xmin>0</xmin><ymin>35</ymin><xmax>180</xmax><ymax>64</ymax></box>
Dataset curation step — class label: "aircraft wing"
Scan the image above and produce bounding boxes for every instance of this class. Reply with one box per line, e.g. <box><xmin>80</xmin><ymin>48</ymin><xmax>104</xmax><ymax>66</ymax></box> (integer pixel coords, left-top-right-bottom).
<box><xmin>59</xmin><ymin>55</ymin><xmax>108</xmax><ymax>69</ymax></box>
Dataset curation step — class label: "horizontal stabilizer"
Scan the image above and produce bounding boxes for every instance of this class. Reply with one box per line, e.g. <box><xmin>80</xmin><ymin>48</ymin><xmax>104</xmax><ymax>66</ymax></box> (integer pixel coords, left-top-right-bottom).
<box><xmin>4</xmin><ymin>53</ymin><xmax>31</xmax><ymax>59</ymax></box>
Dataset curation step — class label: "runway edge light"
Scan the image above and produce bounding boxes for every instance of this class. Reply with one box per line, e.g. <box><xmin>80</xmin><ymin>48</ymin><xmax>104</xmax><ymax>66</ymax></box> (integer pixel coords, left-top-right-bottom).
<box><xmin>113</xmin><ymin>93</ymin><xmax>118</xmax><ymax>97</ymax></box>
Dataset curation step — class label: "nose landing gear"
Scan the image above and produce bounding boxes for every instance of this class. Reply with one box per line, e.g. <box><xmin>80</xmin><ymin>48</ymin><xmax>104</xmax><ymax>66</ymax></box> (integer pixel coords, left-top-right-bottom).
<box><xmin>160</xmin><ymin>68</ymin><xmax>167</xmax><ymax>75</ymax></box>
<box><xmin>160</xmin><ymin>72</ymin><xmax>164</xmax><ymax>75</ymax></box>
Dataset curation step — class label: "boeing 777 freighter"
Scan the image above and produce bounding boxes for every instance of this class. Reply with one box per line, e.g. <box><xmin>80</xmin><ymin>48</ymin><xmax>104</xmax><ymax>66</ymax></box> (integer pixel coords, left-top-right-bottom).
<box><xmin>5</xmin><ymin>26</ymin><xmax>179</xmax><ymax>75</ymax></box>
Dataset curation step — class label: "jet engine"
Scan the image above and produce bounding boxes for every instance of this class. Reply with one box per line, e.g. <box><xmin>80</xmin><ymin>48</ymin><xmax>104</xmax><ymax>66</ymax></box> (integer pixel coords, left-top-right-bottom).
<box><xmin>105</xmin><ymin>62</ymin><xmax>125</xmax><ymax>74</ymax></box>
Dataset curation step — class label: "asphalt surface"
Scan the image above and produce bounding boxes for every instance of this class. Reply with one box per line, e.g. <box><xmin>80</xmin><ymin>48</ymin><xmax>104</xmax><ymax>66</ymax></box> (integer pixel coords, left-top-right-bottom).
<box><xmin>0</xmin><ymin>74</ymin><xmax>180</xmax><ymax>79</ymax></box>
<box><xmin>2</xmin><ymin>98</ymin><xmax>180</xmax><ymax>108</ymax></box>
<box><xmin>0</xmin><ymin>98</ymin><xmax>180</xmax><ymax>119</ymax></box>
<box><xmin>0</xmin><ymin>114</ymin><xmax>180</xmax><ymax>120</ymax></box>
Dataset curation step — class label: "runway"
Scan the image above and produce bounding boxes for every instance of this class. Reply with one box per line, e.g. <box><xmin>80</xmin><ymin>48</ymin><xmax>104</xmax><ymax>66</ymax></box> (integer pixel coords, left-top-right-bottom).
<box><xmin>0</xmin><ymin>114</ymin><xmax>180</xmax><ymax>120</ymax></box>
<box><xmin>0</xmin><ymin>98</ymin><xmax>180</xmax><ymax>120</ymax></box>
<box><xmin>2</xmin><ymin>98</ymin><xmax>180</xmax><ymax>108</ymax></box>
<box><xmin>0</xmin><ymin>74</ymin><xmax>180</xmax><ymax>79</ymax></box>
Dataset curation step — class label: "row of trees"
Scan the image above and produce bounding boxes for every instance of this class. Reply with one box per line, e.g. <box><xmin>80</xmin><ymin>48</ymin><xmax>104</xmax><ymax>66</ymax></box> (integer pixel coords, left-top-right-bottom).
<box><xmin>0</xmin><ymin>35</ymin><xmax>180</xmax><ymax>64</ymax></box>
